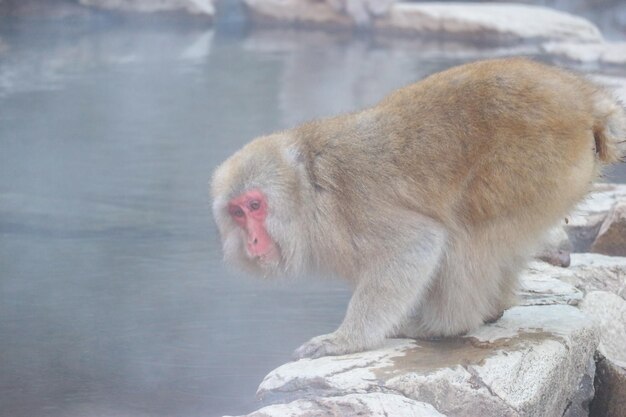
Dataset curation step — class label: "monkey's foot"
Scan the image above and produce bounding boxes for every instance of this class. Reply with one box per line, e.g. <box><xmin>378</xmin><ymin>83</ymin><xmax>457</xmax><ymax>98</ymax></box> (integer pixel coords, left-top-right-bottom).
<box><xmin>293</xmin><ymin>332</ymin><xmax>361</xmax><ymax>360</ymax></box>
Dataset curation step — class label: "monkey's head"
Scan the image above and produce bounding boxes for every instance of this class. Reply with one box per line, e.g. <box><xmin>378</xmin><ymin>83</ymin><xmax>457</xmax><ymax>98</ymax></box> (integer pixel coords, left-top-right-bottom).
<box><xmin>211</xmin><ymin>134</ymin><xmax>310</xmax><ymax>278</ymax></box>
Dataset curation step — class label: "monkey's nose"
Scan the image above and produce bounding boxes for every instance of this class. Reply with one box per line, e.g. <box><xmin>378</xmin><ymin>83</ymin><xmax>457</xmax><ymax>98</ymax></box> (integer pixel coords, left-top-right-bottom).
<box><xmin>253</xmin><ymin>238</ymin><xmax>258</xmax><ymax>245</ymax></box>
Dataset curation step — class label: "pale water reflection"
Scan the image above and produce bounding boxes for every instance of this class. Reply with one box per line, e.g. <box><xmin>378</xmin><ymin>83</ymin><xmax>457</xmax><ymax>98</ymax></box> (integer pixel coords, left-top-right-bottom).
<box><xmin>0</xmin><ymin>16</ymin><xmax>624</xmax><ymax>417</ymax></box>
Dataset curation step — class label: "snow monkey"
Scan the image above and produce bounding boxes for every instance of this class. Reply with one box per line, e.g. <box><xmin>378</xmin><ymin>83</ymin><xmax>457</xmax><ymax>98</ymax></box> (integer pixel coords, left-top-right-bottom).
<box><xmin>211</xmin><ymin>58</ymin><xmax>625</xmax><ymax>359</ymax></box>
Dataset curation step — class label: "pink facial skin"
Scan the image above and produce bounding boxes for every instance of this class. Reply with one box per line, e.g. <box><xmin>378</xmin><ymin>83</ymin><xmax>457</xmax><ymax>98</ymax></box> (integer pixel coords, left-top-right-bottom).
<box><xmin>228</xmin><ymin>189</ymin><xmax>278</xmax><ymax>261</ymax></box>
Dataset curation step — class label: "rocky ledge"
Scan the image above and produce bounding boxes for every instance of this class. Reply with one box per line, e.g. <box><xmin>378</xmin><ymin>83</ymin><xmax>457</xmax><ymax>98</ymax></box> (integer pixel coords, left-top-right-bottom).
<box><xmin>78</xmin><ymin>0</ymin><xmax>215</xmax><ymax>20</ymax></box>
<box><xmin>227</xmin><ymin>185</ymin><xmax>626</xmax><ymax>417</ymax></box>
<box><xmin>244</xmin><ymin>1</ymin><xmax>603</xmax><ymax>44</ymax></box>
<box><xmin>243</xmin><ymin>1</ymin><xmax>626</xmax><ymax>66</ymax></box>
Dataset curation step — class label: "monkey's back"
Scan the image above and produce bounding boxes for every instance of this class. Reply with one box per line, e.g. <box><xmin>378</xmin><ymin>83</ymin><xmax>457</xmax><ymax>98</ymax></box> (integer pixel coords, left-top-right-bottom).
<box><xmin>374</xmin><ymin>58</ymin><xmax>603</xmax><ymax>226</ymax></box>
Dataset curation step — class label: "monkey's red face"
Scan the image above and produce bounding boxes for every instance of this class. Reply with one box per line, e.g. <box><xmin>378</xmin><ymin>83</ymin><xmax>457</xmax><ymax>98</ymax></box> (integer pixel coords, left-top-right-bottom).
<box><xmin>227</xmin><ymin>189</ymin><xmax>279</xmax><ymax>263</ymax></box>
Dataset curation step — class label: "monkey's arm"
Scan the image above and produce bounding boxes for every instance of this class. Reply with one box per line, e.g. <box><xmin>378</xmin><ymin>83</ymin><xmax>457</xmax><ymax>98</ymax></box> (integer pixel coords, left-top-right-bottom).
<box><xmin>293</xmin><ymin>218</ymin><xmax>447</xmax><ymax>359</ymax></box>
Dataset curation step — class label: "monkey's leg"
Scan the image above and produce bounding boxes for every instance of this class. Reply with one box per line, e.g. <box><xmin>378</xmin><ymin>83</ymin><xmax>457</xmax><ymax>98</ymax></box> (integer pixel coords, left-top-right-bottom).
<box><xmin>293</xmin><ymin>221</ymin><xmax>446</xmax><ymax>360</ymax></box>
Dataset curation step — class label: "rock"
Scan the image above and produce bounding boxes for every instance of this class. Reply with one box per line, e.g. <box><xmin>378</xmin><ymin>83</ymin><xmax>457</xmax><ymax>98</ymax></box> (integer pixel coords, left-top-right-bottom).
<box><xmin>244</xmin><ymin>1</ymin><xmax>603</xmax><ymax>44</ymax></box>
<box><xmin>526</xmin><ymin>254</ymin><xmax>626</xmax><ymax>300</ymax></box>
<box><xmin>572</xmin><ymin>184</ymin><xmax>626</xmax><ymax>218</ymax></box>
<box><xmin>244</xmin><ymin>0</ymin><xmax>353</xmax><ymax>27</ymax></box>
<box><xmin>578</xmin><ymin>291</ymin><xmax>626</xmax><ymax>416</ymax></box>
<box><xmin>569</xmin><ymin>254</ymin><xmax>626</xmax><ymax>299</ymax></box>
<box><xmin>519</xmin><ymin>267</ymin><xmax>583</xmax><ymax>306</ymax></box>
<box><xmin>542</xmin><ymin>42</ymin><xmax>626</xmax><ymax>66</ymax></box>
<box><xmin>579</xmin><ymin>291</ymin><xmax>626</xmax><ymax>368</ymax></box>
<box><xmin>226</xmin><ymin>393</ymin><xmax>446</xmax><ymax>417</ymax></box>
<box><xmin>0</xmin><ymin>0</ymin><xmax>91</xmax><ymax>18</ymax></box>
<box><xmin>565</xmin><ymin>184</ymin><xmax>626</xmax><ymax>252</ymax></box>
<box><xmin>565</xmin><ymin>357</ymin><xmax>597</xmax><ymax>417</ymax></box>
<box><xmin>375</xmin><ymin>3</ymin><xmax>603</xmax><ymax>43</ymax></box>
<box><xmin>256</xmin><ymin>305</ymin><xmax>598</xmax><ymax>417</ymax></box>
<box><xmin>589</xmin><ymin>353</ymin><xmax>626</xmax><ymax>417</ymax></box>
<box><xmin>591</xmin><ymin>202</ymin><xmax>626</xmax><ymax>257</ymax></box>
<box><xmin>329</xmin><ymin>0</ymin><xmax>396</xmax><ymax>25</ymax></box>
<box><xmin>78</xmin><ymin>0</ymin><xmax>215</xmax><ymax>19</ymax></box>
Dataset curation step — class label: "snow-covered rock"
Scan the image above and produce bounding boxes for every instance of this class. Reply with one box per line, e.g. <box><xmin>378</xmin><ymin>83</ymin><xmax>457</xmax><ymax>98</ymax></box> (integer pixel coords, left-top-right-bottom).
<box><xmin>327</xmin><ymin>0</ymin><xmax>396</xmax><ymax>25</ymax></box>
<box><xmin>78</xmin><ymin>0</ymin><xmax>214</xmax><ymax>19</ymax></box>
<box><xmin>375</xmin><ymin>3</ymin><xmax>603</xmax><ymax>43</ymax></box>
<box><xmin>572</xmin><ymin>184</ymin><xmax>626</xmax><ymax>219</ymax></box>
<box><xmin>526</xmin><ymin>254</ymin><xmax>626</xmax><ymax>300</ymax></box>
<box><xmin>519</xmin><ymin>267</ymin><xmax>582</xmax><ymax>306</ymax></box>
<box><xmin>244</xmin><ymin>0</ymin><xmax>352</xmax><ymax>27</ymax></box>
<box><xmin>569</xmin><ymin>254</ymin><xmax>626</xmax><ymax>299</ymax></box>
<box><xmin>226</xmin><ymin>393</ymin><xmax>446</xmax><ymax>417</ymax></box>
<box><xmin>244</xmin><ymin>1</ymin><xmax>603</xmax><ymax>44</ymax></box>
<box><xmin>256</xmin><ymin>305</ymin><xmax>598</xmax><ymax>417</ymax></box>
<box><xmin>542</xmin><ymin>42</ymin><xmax>626</xmax><ymax>66</ymax></box>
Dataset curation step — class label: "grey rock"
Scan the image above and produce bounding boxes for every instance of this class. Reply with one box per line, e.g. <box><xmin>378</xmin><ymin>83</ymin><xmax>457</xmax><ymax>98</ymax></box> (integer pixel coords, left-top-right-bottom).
<box><xmin>375</xmin><ymin>3</ymin><xmax>603</xmax><ymax>43</ymax></box>
<box><xmin>564</xmin><ymin>358</ymin><xmax>596</xmax><ymax>417</ymax></box>
<box><xmin>225</xmin><ymin>393</ymin><xmax>446</xmax><ymax>417</ymax></box>
<box><xmin>542</xmin><ymin>42</ymin><xmax>626</xmax><ymax>66</ymax></box>
<box><xmin>519</xmin><ymin>266</ymin><xmax>583</xmax><ymax>306</ymax></box>
<box><xmin>589</xmin><ymin>353</ymin><xmax>626</xmax><ymax>417</ymax></box>
<box><xmin>567</xmin><ymin>254</ymin><xmax>626</xmax><ymax>299</ymax></box>
<box><xmin>244</xmin><ymin>1</ymin><xmax>603</xmax><ymax>44</ymax></box>
<box><xmin>579</xmin><ymin>291</ymin><xmax>626</xmax><ymax>367</ymax></box>
<box><xmin>78</xmin><ymin>0</ymin><xmax>214</xmax><ymax>18</ymax></box>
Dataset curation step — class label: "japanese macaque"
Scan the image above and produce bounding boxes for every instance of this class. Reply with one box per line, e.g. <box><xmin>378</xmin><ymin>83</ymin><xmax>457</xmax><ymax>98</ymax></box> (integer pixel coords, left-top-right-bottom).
<box><xmin>212</xmin><ymin>58</ymin><xmax>625</xmax><ymax>360</ymax></box>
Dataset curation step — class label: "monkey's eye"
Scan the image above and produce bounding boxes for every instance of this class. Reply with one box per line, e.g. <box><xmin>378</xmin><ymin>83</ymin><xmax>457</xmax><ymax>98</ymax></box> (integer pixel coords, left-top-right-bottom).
<box><xmin>249</xmin><ymin>200</ymin><xmax>261</xmax><ymax>211</ymax></box>
<box><xmin>230</xmin><ymin>207</ymin><xmax>245</xmax><ymax>218</ymax></box>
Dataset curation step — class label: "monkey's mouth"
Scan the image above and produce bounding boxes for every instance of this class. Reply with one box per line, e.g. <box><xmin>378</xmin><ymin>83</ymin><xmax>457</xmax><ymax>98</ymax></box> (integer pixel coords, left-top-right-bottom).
<box><xmin>250</xmin><ymin>246</ymin><xmax>280</xmax><ymax>264</ymax></box>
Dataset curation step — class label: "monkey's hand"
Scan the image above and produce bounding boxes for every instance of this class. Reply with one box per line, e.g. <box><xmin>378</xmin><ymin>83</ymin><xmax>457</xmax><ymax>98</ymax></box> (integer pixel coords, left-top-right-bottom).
<box><xmin>292</xmin><ymin>331</ymin><xmax>365</xmax><ymax>360</ymax></box>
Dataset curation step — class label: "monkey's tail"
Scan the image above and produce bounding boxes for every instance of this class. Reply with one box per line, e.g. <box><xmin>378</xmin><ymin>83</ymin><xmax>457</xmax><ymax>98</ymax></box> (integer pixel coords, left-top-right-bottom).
<box><xmin>592</xmin><ymin>90</ymin><xmax>626</xmax><ymax>164</ymax></box>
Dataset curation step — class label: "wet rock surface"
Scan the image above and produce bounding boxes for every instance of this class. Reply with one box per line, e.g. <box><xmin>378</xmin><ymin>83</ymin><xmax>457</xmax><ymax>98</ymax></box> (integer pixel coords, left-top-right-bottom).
<box><xmin>245</xmin><ymin>305</ymin><xmax>598</xmax><ymax>417</ymax></box>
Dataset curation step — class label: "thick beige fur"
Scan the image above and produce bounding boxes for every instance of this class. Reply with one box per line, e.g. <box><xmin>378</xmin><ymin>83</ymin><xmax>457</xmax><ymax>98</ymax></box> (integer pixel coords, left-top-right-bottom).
<box><xmin>212</xmin><ymin>58</ymin><xmax>625</xmax><ymax>359</ymax></box>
